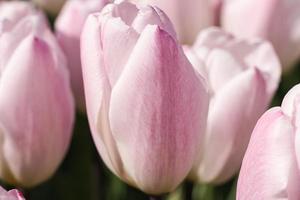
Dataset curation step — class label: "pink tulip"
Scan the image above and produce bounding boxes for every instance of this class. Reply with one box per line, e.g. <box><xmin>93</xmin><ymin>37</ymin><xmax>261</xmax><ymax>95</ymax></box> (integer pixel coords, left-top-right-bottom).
<box><xmin>55</xmin><ymin>0</ymin><xmax>109</xmax><ymax>111</ymax></box>
<box><xmin>81</xmin><ymin>1</ymin><xmax>209</xmax><ymax>194</ymax></box>
<box><xmin>124</xmin><ymin>0</ymin><xmax>216</xmax><ymax>44</ymax></box>
<box><xmin>184</xmin><ymin>28</ymin><xmax>281</xmax><ymax>184</ymax></box>
<box><xmin>0</xmin><ymin>186</ymin><xmax>25</xmax><ymax>200</ymax></box>
<box><xmin>31</xmin><ymin>0</ymin><xmax>66</xmax><ymax>15</ymax></box>
<box><xmin>222</xmin><ymin>0</ymin><xmax>300</xmax><ymax>71</ymax></box>
<box><xmin>237</xmin><ymin>84</ymin><xmax>300</xmax><ymax>200</ymax></box>
<box><xmin>0</xmin><ymin>2</ymin><xmax>74</xmax><ymax>187</ymax></box>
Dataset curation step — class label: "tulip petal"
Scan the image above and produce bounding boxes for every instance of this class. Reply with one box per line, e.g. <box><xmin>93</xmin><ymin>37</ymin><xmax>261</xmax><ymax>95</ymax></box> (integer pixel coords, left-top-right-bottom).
<box><xmin>7</xmin><ymin>189</ymin><xmax>25</xmax><ymax>200</ymax></box>
<box><xmin>282</xmin><ymin>85</ymin><xmax>300</xmax><ymax>171</ymax></box>
<box><xmin>0</xmin><ymin>35</ymin><xmax>74</xmax><ymax>187</ymax></box>
<box><xmin>81</xmin><ymin>14</ymin><xmax>127</xmax><ymax>180</ymax></box>
<box><xmin>206</xmin><ymin>49</ymin><xmax>243</xmax><ymax>92</ymax></box>
<box><xmin>242</xmin><ymin>41</ymin><xmax>281</xmax><ymax>98</ymax></box>
<box><xmin>237</xmin><ymin>108</ymin><xmax>300</xmax><ymax>200</ymax></box>
<box><xmin>193</xmin><ymin>27</ymin><xmax>235</xmax><ymax>61</ymax></box>
<box><xmin>0</xmin><ymin>15</ymin><xmax>38</xmax><ymax>72</ymax></box>
<box><xmin>129</xmin><ymin>0</ymin><xmax>213</xmax><ymax>44</ymax></box>
<box><xmin>100</xmin><ymin>5</ymin><xmax>139</xmax><ymax>86</ymax></box>
<box><xmin>183</xmin><ymin>46</ymin><xmax>208</xmax><ymax>82</ymax></box>
<box><xmin>282</xmin><ymin>84</ymin><xmax>300</xmax><ymax>127</ymax></box>
<box><xmin>0</xmin><ymin>187</ymin><xmax>24</xmax><ymax>200</ymax></box>
<box><xmin>110</xmin><ymin>1</ymin><xmax>139</xmax><ymax>26</ymax></box>
<box><xmin>0</xmin><ymin>14</ymin><xmax>57</xmax><ymax>75</ymax></box>
<box><xmin>131</xmin><ymin>6</ymin><xmax>176</xmax><ymax>39</ymax></box>
<box><xmin>109</xmin><ymin>25</ymin><xmax>208</xmax><ymax>194</ymax></box>
<box><xmin>194</xmin><ymin>28</ymin><xmax>281</xmax><ymax>96</ymax></box>
<box><xmin>291</xmin><ymin>130</ymin><xmax>300</xmax><ymax>199</ymax></box>
<box><xmin>197</xmin><ymin>67</ymin><xmax>267</xmax><ymax>183</ymax></box>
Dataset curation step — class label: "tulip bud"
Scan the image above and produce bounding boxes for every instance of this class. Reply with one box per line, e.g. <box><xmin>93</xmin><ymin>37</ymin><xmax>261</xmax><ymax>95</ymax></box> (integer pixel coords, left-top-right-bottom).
<box><xmin>81</xmin><ymin>1</ymin><xmax>209</xmax><ymax>195</ymax></box>
<box><xmin>237</xmin><ymin>84</ymin><xmax>300</xmax><ymax>199</ymax></box>
<box><xmin>0</xmin><ymin>2</ymin><xmax>74</xmax><ymax>187</ymax></box>
<box><xmin>124</xmin><ymin>0</ymin><xmax>216</xmax><ymax>44</ymax></box>
<box><xmin>0</xmin><ymin>186</ymin><xmax>25</xmax><ymax>200</ymax></box>
<box><xmin>221</xmin><ymin>0</ymin><xmax>300</xmax><ymax>71</ymax></box>
<box><xmin>31</xmin><ymin>0</ymin><xmax>66</xmax><ymax>15</ymax></box>
<box><xmin>55</xmin><ymin>0</ymin><xmax>109</xmax><ymax>112</ymax></box>
<box><xmin>184</xmin><ymin>28</ymin><xmax>281</xmax><ymax>184</ymax></box>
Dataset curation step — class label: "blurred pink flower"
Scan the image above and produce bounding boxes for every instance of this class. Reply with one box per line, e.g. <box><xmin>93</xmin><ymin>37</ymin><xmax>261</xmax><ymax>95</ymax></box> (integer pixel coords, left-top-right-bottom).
<box><xmin>0</xmin><ymin>1</ymin><xmax>74</xmax><ymax>187</ymax></box>
<box><xmin>184</xmin><ymin>28</ymin><xmax>281</xmax><ymax>184</ymax></box>
<box><xmin>222</xmin><ymin>0</ymin><xmax>300</xmax><ymax>71</ymax></box>
<box><xmin>237</xmin><ymin>84</ymin><xmax>300</xmax><ymax>199</ymax></box>
<box><xmin>81</xmin><ymin>1</ymin><xmax>209</xmax><ymax>194</ymax></box>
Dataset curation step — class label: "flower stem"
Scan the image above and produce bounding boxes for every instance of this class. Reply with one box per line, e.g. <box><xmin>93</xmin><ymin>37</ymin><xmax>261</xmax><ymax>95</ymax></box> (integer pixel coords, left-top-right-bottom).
<box><xmin>184</xmin><ymin>181</ymin><xmax>194</xmax><ymax>200</ymax></box>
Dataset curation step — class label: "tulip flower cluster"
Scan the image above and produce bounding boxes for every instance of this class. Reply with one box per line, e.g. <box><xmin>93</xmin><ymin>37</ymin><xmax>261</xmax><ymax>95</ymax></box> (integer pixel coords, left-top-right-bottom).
<box><xmin>0</xmin><ymin>0</ymin><xmax>299</xmax><ymax>199</ymax></box>
<box><xmin>80</xmin><ymin>0</ymin><xmax>281</xmax><ymax>196</ymax></box>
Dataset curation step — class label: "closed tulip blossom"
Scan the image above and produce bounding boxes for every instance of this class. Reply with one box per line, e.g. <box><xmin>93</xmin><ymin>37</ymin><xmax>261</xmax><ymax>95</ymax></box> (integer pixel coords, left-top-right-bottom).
<box><xmin>0</xmin><ymin>2</ymin><xmax>74</xmax><ymax>187</ymax></box>
<box><xmin>0</xmin><ymin>186</ymin><xmax>25</xmax><ymax>200</ymax></box>
<box><xmin>81</xmin><ymin>1</ymin><xmax>209</xmax><ymax>195</ymax></box>
<box><xmin>222</xmin><ymin>0</ymin><xmax>300</xmax><ymax>71</ymax></box>
<box><xmin>55</xmin><ymin>0</ymin><xmax>109</xmax><ymax>111</ymax></box>
<box><xmin>237</xmin><ymin>84</ymin><xmax>300</xmax><ymax>199</ymax></box>
<box><xmin>123</xmin><ymin>0</ymin><xmax>216</xmax><ymax>44</ymax></box>
<box><xmin>184</xmin><ymin>28</ymin><xmax>281</xmax><ymax>184</ymax></box>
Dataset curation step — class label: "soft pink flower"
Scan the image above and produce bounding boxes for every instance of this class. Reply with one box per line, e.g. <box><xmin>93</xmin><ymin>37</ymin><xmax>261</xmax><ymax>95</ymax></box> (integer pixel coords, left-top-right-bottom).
<box><xmin>184</xmin><ymin>28</ymin><xmax>281</xmax><ymax>184</ymax></box>
<box><xmin>81</xmin><ymin>1</ymin><xmax>209</xmax><ymax>194</ymax></box>
<box><xmin>0</xmin><ymin>2</ymin><xmax>74</xmax><ymax>187</ymax></box>
<box><xmin>237</xmin><ymin>84</ymin><xmax>300</xmax><ymax>199</ymax></box>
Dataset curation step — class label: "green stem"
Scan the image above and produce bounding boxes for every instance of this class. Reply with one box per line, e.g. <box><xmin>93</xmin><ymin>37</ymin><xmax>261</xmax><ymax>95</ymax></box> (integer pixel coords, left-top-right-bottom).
<box><xmin>202</xmin><ymin>177</ymin><xmax>236</xmax><ymax>200</ymax></box>
<box><xmin>184</xmin><ymin>181</ymin><xmax>194</xmax><ymax>200</ymax></box>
